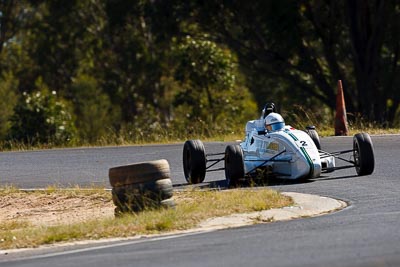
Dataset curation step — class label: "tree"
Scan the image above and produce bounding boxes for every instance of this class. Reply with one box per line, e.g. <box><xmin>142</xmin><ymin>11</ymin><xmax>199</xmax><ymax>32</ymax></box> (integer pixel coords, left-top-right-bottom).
<box><xmin>20</xmin><ymin>0</ymin><xmax>107</xmax><ymax>93</ymax></box>
<box><xmin>70</xmin><ymin>74</ymin><xmax>118</xmax><ymax>142</ymax></box>
<box><xmin>0</xmin><ymin>0</ymin><xmax>24</xmax><ymax>55</ymax></box>
<box><xmin>172</xmin><ymin>35</ymin><xmax>257</xmax><ymax>127</ymax></box>
<box><xmin>187</xmin><ymin>0</ymin><xmax>400</xmax><ymax>124</ymax></box>
<box><xmin>345</xmin><ymin>0</ymin><xmax>399</xmax><ymax>123</ymax></box>
<box><xmin>100</xmin><ymin>0</ymin><xmax>181</xmax><ymax>123</ymax></box>
<box><xmin>0</xmin><ymin>72</ymin><xmax>18</xmax><ymax>139</ymax></box>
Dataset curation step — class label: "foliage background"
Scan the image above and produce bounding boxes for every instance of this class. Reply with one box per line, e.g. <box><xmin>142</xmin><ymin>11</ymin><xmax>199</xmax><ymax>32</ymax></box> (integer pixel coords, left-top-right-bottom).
<box><xmin>0</xmin><ymin>0</ymin><xmax>398</xmax><ymax>147</ymax></box>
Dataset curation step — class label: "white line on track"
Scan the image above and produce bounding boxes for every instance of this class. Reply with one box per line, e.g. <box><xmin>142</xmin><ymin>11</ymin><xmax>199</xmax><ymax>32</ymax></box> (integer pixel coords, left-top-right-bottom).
<box><xmin>1</xmin><ymin>229</ymin><xmax>216</xmax><ymax>262</ymax></box>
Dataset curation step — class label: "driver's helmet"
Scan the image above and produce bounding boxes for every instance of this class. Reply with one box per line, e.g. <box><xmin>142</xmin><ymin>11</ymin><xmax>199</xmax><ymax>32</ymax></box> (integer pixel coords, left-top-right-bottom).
<box><xmin>265</xmin><ymin>112</ymin><xmax>285</xmax><ymax>131</ymax></box>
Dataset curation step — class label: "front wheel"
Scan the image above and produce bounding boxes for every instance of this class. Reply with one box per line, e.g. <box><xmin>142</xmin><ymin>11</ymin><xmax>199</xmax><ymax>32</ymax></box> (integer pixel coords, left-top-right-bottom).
<box><xmin>183</xmin><ymin>140</ymin><xmax>206</xmax><ymax>184</ymax></box>
<box><xmin>305</xmin><ymin>126</ymin><xmax>321</xmax><ymax>150</ymax></box>
<box><xmin>353</xmin><ymin>133</ymin><xmax>375</xmax><ymax>176</ymax></box>
<box><xmin>224</xmin><ymin>145</ymin><xmax>245</xmax><ymax>187</ymax></box>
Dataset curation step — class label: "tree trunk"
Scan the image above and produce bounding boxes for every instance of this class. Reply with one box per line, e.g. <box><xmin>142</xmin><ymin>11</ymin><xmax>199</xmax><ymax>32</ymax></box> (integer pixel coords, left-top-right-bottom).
<box><xmin>346</xmin><ymin>0</ymin><xmax>387</xmax><ymax>122</ymax></box>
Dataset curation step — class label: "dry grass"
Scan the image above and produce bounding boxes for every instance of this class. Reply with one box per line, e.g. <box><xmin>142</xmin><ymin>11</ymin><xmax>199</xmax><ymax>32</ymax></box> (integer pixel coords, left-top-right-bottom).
<box><xmin>317</xmin><ymin>127</ymin><xmax>400</xmax><ymax>137</ymax></box>
<box><xmin>0</xmin><ymin>187</ymin><xmax>292</xmax><ymax>250</ymax></box>
<box><xmin>0</xmin><ymin>123</ymin><xmax>398</xmax><ymax>152</ymax></box>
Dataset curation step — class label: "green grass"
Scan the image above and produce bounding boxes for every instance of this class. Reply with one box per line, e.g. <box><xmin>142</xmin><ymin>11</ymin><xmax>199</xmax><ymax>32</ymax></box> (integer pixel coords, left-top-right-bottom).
<box><xmin>0</xmin><ymin>188</ymin><xmax>292</xmax><ymax>250</ymax></box>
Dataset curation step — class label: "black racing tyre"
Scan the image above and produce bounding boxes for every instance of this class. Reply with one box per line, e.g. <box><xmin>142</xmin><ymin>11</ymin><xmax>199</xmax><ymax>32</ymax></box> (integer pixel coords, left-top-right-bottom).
<box><xmin>305</xmin><ymin>126</ymin><xmax>321</xmax><ymax>150</ymax></box>
<box><xmin>353</xmin><ymin>133</ymin><xmax>375</xmax><ymax>176</ymax></box>
<box><xmin>112</xmin><ymin>178</ymin><xmax>173</xmax><ymax>203</ymax></box>
<box><xmin>183</xmin><ymin>140</ymin><xmax>206</xmax><ymax>184</ymax></box>
<box><xmin>109</xmin><ymin>159</ymin><xmax>170</xmax><ymax>187</ymax></box>
<box><xmin>114</xmin><ymin>197</ymin><xmax>176</xmax><ymax>216</ymax></box>
<box><xmin>160</xmin><ymin>198</ymin><xmax>176</xmax><ymax>209</ymax></box>
<box><xmin>112</xmin><ymin>187</ymin><xmax>146</xmax><ymax>212</ymax></box>
<box><xmin>112</xmin><ymin>178</ymin><xmax>173</xmax><ymax>212</ymax></box>
<box><xmin>224</xmin><ymin>145</ymin><xmax>245</xmax><ymax>187</ymax></box>
<box><xmin>114</xmin><ymin>206</ymin><xmax>124</xmax><ymax>217</ymax></box>
<box><xmin>112</xmin><ymin>189</ymin><xmax>141</xmax><ymax>213</ymax></box>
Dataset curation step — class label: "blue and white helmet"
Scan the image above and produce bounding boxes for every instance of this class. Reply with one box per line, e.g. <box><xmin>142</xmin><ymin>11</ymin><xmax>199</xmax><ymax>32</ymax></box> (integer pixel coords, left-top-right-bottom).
<box><xmin>265</xmin><ymin>112</ymin><xmax>285</xmax><ymax>131</ymax></box>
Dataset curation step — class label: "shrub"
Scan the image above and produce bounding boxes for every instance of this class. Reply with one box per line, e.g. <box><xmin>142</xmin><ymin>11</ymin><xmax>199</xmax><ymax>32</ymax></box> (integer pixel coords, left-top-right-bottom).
<box><xmin>9</xmin><ymin>90</ymin><xmax>76</xmax><ymax>146</ymax></box>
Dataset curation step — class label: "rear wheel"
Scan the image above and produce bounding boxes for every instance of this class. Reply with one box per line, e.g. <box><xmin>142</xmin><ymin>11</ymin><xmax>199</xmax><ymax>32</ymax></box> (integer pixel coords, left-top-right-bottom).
<box><xmin>224</xmin><ymin>145</ymin><xmax>245</xmax><ymax>187</ymax></box>
<box><xmin>353</xmin><ymin>133</ymin><xmax>375</xmax><ymax>175</ymax></box>
<box><xmin>305</xmin><ymin>126</ymin><xmax>321</xmax><ymax>150</ymax></box>
<box><xmin>183</xmin><ymin>140</ymin><xmax>206</xmax><ymax>184</ymax></box>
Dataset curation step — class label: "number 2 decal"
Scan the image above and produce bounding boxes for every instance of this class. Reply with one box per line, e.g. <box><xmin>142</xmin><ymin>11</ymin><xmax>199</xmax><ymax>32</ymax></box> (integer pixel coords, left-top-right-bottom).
<box><xmin>300</xmin><ymin>140</ymin><xmax>307</xmax><ymax>146</ymax></box>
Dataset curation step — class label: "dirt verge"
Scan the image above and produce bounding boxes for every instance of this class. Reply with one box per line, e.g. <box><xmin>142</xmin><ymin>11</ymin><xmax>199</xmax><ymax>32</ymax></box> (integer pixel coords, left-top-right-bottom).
<box><xmin>0</xmin><ymin>191</ymin><xmax>114</xmax><ymax>227</ymax></box>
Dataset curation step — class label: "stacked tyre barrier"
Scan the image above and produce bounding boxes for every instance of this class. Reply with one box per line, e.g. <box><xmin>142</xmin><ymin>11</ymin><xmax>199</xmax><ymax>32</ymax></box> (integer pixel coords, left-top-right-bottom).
<box><xmin>109</xmin><ymin>159</ymin><xmax>175</xmax><ymax>216</ymax></box>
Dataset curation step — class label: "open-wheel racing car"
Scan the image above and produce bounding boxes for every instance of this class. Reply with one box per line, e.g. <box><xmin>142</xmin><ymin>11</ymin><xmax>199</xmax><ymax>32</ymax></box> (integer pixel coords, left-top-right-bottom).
<box><xmin>182</xmin><ymin>103</ymin><xmax>375</xmax><ymax>187</ymax></box>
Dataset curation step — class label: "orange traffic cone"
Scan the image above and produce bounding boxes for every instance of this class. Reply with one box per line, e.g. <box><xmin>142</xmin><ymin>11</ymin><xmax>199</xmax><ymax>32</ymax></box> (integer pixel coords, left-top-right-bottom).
<box><xmin>334</xmin><ymin>80</ymin><xmax>349</xmax><ymax>136</ymax></box>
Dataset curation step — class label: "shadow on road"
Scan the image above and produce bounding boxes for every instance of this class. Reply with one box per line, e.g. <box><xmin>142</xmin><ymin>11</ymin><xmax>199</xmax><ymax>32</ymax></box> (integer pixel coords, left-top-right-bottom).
<box><xmin>173</xmin><ymin>177</ymin><xmax>316</xmax><ymax>190</ymax></box>
<box><xmin>313</xmin><ymin>174</ymin><xmax>359</xmax><ymax>181</ymax></box>
<box><xmin>173</xmin><ymin>173</ymin><xmax>360</xmax><ymax>190</ymax></box>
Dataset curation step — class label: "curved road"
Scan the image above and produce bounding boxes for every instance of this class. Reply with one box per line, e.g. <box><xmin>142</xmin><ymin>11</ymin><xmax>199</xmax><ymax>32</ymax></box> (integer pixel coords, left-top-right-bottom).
<box><xmin>1</xmin><ymin>135</ymin><xmax>400</xmax><ymax>266</ymax></box>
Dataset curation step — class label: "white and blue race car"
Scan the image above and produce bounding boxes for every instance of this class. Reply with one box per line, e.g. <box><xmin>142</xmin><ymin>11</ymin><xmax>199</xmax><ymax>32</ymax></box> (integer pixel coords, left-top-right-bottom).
<box><xmin>183</xmin><ymin>103</ymin><xmax>375</xmax><ymax>187</ymax></box>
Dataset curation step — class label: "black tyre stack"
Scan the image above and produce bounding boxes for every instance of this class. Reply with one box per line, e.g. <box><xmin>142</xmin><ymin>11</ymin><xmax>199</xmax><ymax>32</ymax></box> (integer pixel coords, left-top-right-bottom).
<box><xmin>109</xmin><ymin>159</ymin><xmax>175</xmax><ymax>216</ymax></box>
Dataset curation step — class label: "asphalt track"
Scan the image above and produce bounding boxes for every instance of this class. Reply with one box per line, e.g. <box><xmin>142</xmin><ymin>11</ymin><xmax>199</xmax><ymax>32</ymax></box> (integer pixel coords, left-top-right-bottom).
<box><xmin>1</xmin><ymin>135</ymin><xmax>400</xmax><ymax>266</ymax></box>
